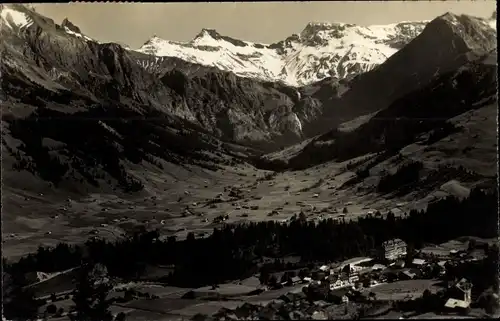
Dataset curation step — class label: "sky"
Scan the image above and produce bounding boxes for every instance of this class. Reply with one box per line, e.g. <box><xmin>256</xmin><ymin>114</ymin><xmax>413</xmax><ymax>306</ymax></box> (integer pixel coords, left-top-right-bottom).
<box><xmin>33</xmin><ymin>1</ymin><xmax>497</xmax><ymax>48</ymax></box>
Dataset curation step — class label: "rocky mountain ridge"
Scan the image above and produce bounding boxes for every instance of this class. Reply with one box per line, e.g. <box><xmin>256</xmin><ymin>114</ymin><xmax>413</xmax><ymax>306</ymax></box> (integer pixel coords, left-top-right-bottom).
<box><xmin>1</xmin><ymin>4</ymin><xmax>497</xmax><ymax>195</ymax></box>
<box><xmin>135</xmin><ymin>20</ymin><xmax>429</xmax><ymax>86</ymax></box>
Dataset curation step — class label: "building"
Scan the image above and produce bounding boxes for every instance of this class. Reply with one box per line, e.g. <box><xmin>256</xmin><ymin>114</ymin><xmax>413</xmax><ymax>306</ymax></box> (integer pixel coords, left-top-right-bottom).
<box><xmin>319</xmin><ymin>265</ymin><xmax>329</xmax><ymax>272</ymax></box>
<box><xmin>378</xmin><ymin>239</ymin><xmax>407</xmax><ymax>261</ymax></box>
<box><xmin>400</xmin><ymin>270</ymin><xmax>417</xmax><ymax>280</ymax></box>
<box><xmin>444</xmin><ymin>298</ymin><xmax>470</xmax><ymax>311</ymax></box>
<box><xmin>329</xmin><ymin>275</ymin><xmax>351</xmax><ymax>290</ymax></box>
<box><xmin>349</xmin><ymin>274</ymin><xmax>359</xmax><ymax>283</ymax></box>
<box><xmin>411</xmin><ymin>258</ymin><xmax>426</xmax><ymax>267</ymax></box>
<box><xmin>372</xmin><ymin>264</ymin><xmax>386</xmax><ymax>271</ymax></box>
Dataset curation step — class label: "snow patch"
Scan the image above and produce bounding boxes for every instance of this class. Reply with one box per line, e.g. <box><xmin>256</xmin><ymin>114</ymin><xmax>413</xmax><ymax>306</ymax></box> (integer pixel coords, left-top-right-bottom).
<box><xmin>64</xmin><ymin>26</ymin><xmax>93</xmax><ymax>41</ymax></box>
<box><xmin>488</xmin><ymin>19</ymin><xmax>497</xmax><ymax>30</ymax></box>
<box><xmin>1</xmin><ymin>7</ymin><xmax>33</xmax><ymax>30</ymax></box>
<box><xmin>98</xmin><ymin>121</ymin><xmax>123</xmax><ymax>139</ymax></box>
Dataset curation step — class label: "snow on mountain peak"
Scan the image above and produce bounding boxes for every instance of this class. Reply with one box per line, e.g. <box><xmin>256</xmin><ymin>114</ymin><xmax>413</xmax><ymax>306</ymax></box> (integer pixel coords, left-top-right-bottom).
<box><xmin>0</xmin><ymin>5</ymin><xmax>34</xmax><ymax>31</ymax></box>
<box><xmin>61</xmin><ymin>17</ymin><xmax>81</xmax><ymax>34</ymax></box>
<box><xmin>134</xmin><ymin>19</ymin><xmax>432</xmax><ymax>86</ymax></box>
<box><xmin>135</xmin><ymin>15</ymin><xmax>494</xmax><ymax>87</ymax></box>
<box><xmin>194</xmin><ymin>28</ymin><xmax>222</xmax><ymax>40</ymax></box>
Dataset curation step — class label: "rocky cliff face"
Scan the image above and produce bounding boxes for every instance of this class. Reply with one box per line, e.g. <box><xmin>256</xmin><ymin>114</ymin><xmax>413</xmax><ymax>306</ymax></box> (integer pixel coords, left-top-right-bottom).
<box><xmin>0</xmin><ymin>4</ymin><xmax>313</xmax><ymax>152</ymax></box>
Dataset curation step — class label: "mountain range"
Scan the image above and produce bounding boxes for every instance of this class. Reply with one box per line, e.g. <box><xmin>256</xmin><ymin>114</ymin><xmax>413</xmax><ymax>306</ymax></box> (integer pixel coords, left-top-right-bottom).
<box><xmin>135</xmin><ymin>20</ymin><xmax>428</xmax><ymax>86</ymax></box>
<box><xmin>0</xmin><ymin>4</ymin><xmax>497</xmax><ymax>197</ymax></box>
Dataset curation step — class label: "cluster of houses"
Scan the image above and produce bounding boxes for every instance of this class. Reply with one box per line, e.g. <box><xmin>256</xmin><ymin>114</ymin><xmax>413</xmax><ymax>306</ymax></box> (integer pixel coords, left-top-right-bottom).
<box><xmin>264</xmin><ymin>238</ymin><xmax>480</xmax><ymax>315</ymax></box>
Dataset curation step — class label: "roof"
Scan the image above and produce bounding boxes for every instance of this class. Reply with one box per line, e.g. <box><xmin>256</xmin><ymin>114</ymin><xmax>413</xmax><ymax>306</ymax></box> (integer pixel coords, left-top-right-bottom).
<box><xmin>412</xmin><ymin>258</ymin><xmax>426</xmax><ymax>265</ymax></box>
<box><xmin>330</xmin><ymin>287</ymin><xmax>350</xmax><ymax>297</ymax></box>
<box><xmin>311</xmin><ymin>311</ymin><xmax>328</xmax><ymax>320</ymax></box>
<box><xmin>291</xmin><ymin>276</ymin><xmax>301</xmax><ymax>282</ymax></box>
<box><xmin>313</xmin><ymin>300</ymin><xmax>329</xmax><ymax>307</ymax></box>
<box><xmin>382</xmin><ymin>238</ymin><xmax>406</xmax><ymax>247</ymax></box>
<box><xmin>372</xmin><ymin>264</ymin><xmax>387</xmax><ymax>270</ymax></box>
<box><xmin>319</xmin><ymin>265</ymin><xmax>329</xmax><ymax>271</ymax></box>
<box><xmin>444</xmin><ymin>298</ymin><xmax>470</xmax><ymax>309</ymax></box>
<box><xmin>401</xmin><ymin>270</ymin><xmax>416</xmax><ymax>278</ymax></box>
<box><xmin>340</xmin><ymin>257</ymin><xmax>373</xmax><ymax>267</ymax></box>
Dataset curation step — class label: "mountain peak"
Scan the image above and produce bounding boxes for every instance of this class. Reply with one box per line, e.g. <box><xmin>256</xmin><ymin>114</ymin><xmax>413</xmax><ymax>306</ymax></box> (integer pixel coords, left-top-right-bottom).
<box><xmin>142</xmin><ymin>34</ymin><xmax>163</xmax><ymax>46</ymax></box>
<box><xmin>61</xmin><ymin>17</ymin><xmax>81</xmax><ymax>34</ymax></box>
<box><xmin>194</xmin><ymin>28</ymin><xmax>222</xmax><ymax>40</ymax></box>
<box><xmin>438</xmin><ymin>11</ymin><xmax>459</xmax><ymax>21</ymax></box>
<box><xmin>193</xmin><ymin>28</ymin><xmax>248</xmax><ymax>47</ymax></box>
<box><xmin>301</xmin><ymin>21</ymin><xmax>349</xmax><ymax>34</ymax></box>
<box><xmin>426</xmin><ymin>12</ymin><xmax>497</xmax><ymax>53</ymax></box>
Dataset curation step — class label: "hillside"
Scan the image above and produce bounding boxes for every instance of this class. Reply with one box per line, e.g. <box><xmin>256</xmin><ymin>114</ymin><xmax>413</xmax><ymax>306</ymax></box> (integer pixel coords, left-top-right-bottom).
<box><xmin>294</xmin><ymin>13</ymin><xmax>497</xmax><ymax>137</ymax></box>
<box><xmin>267</xmin><ymin>48</ymin><xmax>498</xmax><ymax>201</ymax></box>
<box><xmin>0</xmin><ymin>3</ymin><xmax>329</xmax><ymax>197</ymax></box>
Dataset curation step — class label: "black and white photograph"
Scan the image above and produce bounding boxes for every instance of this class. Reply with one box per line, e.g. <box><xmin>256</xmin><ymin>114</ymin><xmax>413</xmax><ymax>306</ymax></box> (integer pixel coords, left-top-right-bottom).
<box><xmin>1</xmin><ymin>1</ymin><xmax>498</xmax><ymax>320</ymax></box>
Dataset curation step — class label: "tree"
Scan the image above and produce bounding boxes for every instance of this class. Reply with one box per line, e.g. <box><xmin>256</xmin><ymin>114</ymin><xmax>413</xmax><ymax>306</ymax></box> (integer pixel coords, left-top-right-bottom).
<box><xmin>298</xmin><ymin>268</ymin><xmax>310</xmax><ymax>279</ymax></box>
<box><xmin>369</xmin><ymin>291</ymin><xmax>376</xmax><ymax>301</ymax></box>
<box><xmin>268</xmin><ymin>275</ymin><xmax>278</xmax><ymax>287</ymax></box>
<box><xmin>186</xmin><ymin>232</ymin><xmax>196</xmax><ymax>243</ymax></box>
<box><xmin>259</xmin><ymin>269</ymin><xmax>270</xmax><ymax>285</ymax></box>
<box><xmin>468</xmin><ymin>239</ymin><xmax>477</xmax><ymax>252</ymax></box>
<box><xmin>405</xmin><ymin>243</ymin><xmax>415</xmax><ymax>266</ymax></box>
<box><xmin>280</xmin><ymin>272</ymin><xmax>291</xmax><ymax>284</ymax></box>
<box><xmin>3</xmin><ymin>286</ymin><xmax>41</xmax><ymax>321</ymax></box>
<box><xmin>71</xmin><ymin>263</ymin><xmax>114</xmax><ymax>321</ymax></box>
<box><xmin>56</xmin><ymin>308</ymin><xmax>65</xmax><ymax>317</ymax></box>
<box><xmin>46</xmin><ymin>304</ymin><xmax>57</xmax><ymax>314</ymax></box>
<box><xmin>421</xmin><ymin>289</ymin><xmax>433</xmax><ymax>310</ymax></box>
<box><xmin>115</xmin><ymin>312</ymin><xmax>127</xmax><ymax>321</ymax></box>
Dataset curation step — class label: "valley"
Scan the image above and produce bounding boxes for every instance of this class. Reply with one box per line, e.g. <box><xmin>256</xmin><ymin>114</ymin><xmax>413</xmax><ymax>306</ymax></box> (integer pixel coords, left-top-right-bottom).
<box><xmin>1</xmin><ymin>3</ymin><xmax>498</xmax><ymax>321</ymax></box>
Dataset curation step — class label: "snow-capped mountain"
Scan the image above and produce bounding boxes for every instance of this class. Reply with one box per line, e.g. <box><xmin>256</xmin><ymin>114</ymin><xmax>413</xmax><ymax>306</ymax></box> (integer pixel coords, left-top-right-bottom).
<box><xmin>0</xmin><ymin>5</ymin><xmax>34</xmax><ymax>30</ymax></box>
<box><xmin>0</xmin><ymin>4</ymin><xmax>93</xmax><ymax>40</ymax></box>
<box><xmin>134</xmin><ymin>21</ymin><xmax>429</xmax><ymax>86</ymax></box>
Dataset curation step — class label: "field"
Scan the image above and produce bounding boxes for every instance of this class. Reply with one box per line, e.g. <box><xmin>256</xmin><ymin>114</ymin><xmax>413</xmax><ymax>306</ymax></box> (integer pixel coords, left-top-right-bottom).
<box><xmin>113</xmin><ymin>283</ymin><xmax>193</xmax><ymax>299</ymax></box>
<box><xmin>421</xmin><ymin>237</ymin><xmax>493</xmax><ymax>259</ymax></box>
<box><xmin>2</xmin><ymin>158</ymin><xmax>417</xmax><ymax>260</ymax></box>
<box><xmin>191</xmin><ymin>284</ymin><xmax>258</xmax><ymax>298</ymax></box>
<box><xmin>167</xmin><ymin>300</ymin><xmax>248</xmax><ymax>318</ymax></box>
<box><xmin>238</xmin><ymin>283</ymin><xmax>305</xmax><ymax>304</ymax></box>
<box><xmin>364</xmin><ymin>279</ymin><xmax>442</xmax><ymax>301</ymax></box>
